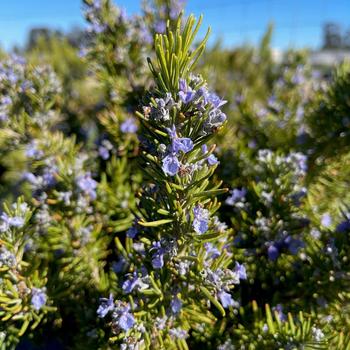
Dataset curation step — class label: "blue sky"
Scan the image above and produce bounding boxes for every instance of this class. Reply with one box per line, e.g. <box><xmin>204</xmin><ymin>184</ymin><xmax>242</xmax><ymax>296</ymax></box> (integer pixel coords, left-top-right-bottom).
<box><xmin>0</xmin><ymin>0</ymin><xmax>349</xmax><ymax>51</ymax></box>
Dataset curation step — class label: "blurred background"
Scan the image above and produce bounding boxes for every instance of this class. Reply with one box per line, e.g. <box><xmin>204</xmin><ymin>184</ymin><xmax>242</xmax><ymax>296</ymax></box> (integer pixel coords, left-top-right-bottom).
<box><xmin>1</xmin><ymin>0</ymin><xmax>350</xmax><ymax>65</ymax></box>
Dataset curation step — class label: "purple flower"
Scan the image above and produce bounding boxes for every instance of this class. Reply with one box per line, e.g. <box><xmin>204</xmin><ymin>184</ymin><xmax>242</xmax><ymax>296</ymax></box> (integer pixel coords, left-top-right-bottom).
<box><xmin>172</xmin><ymin>138</ymin><xmax>193</xmax><ymax>154</ymax></box>
<box><xmin>122</xmin><ymin>271</ymin><xmax>148</xmax><ymax>294</ymax></box>
<box><xmin>193</xmin><ymin>206</ymin><xmax>209</xmax><ymax>234</ymax></box>
<box><xmin>97</xmin><ymin>294</ymin><xmax>114</xmax><ymax>318</ymax></box>
<box><xmin>170</xmin><ymin>297</ymin><xmax>182</xmax><ymax>314</ymax></box>
<box><xmin>76</xmin><ymin>172</ymin><xmax>97</xmax><ymax>200</ymax></box>
<box><xmin>122</xmin><ymin>273</ymin><xmax>139</xmax><ymax>294</ymax></box>
<box><xmin>90</xmin><ymin>21</ymin><xmax>107</xmax><ymax>34</ymax></box>
<box><xmin>112</xmin><ymin>257</ymin><xmax>127</xmax><ymax>273</ymax></box>
<box><xmin>150</xmin><ymin>241</ymin><xmax>165</xmax><ymax>269</ymax></box>
<box><xmin>169</xmin><ymin>327</ymin><xmax>188</xmax><ymax>339</ymax></box>
<box><xmin>204</xmin><ymin>92</ymin><xmax>227</xmax><ymax>109</ymax></box>
<box><xmin>31</xmin><ymin>288</ymin><xmax>47</xmax><ymax>311</ymax></box>
<box><xmin>1</xmin><ymin>96</ymin><xmax>12</xmax><ymax>106</ymax></box>
<box><xmin>204</xmin><ymin>109</ymin><xmax>227</xmax><ymax>132</ymax></box>
<box><xmin>225</xmin><ymin>188</ymin><xmax>247</xmax><ymax>206</ymax></box>
<box><xmin>98</xmin><ymin>146</ymin><xmax>110</xmax><ymax>160</ymax></box>
<box><xmin>291</xmin><ymin>68</ymin><xmax>305</xmax><ymax>85</ymax></box>
<box><xmin>120</xmin><ymin>117</ymin><xmax>138</xmax><ymax>134</ymax></box>
<box><xmin>78</xmin><ymin>47</ymin><xmax>88</xmax><ymax>58</ymax></box>
<box><xmin>336</xmin><ymin>220</ymin><xmax>350</xmax><ymax>233</ymax></box>
<box><xmin>204</xmin><ymin>242</ymin><xmax>220</xmax><ymax>260</ymax></box>
<box><xmin>234</xmin><ymin>262</ymin><xmax>247</xmax><ymax>280</ymax></box>
<box><xmin>321</xmin><ymin>213</ymin><xmax>332</xmax><ymax>228</ymax></box>
<box><xmin>178</xmin><ymin>78</ymin><xmax>195</xmax><ymax>104</ymax></box>
<box><xmin>42</xmin><ymin>167</ymin><xmax>57</xmax><ymax>188</ymax></box>
<box><xmin>26</xmin><ymin>142</ymin><xmax>44</xmax><ymax>159</ymax></box>
<box><xmin>112</xmin><ymin>302</ymin><xmax>135</xmax><ymax>331</ymax></box>
<box><xmin>218</xmin><ymin>291</ymin><xmax>235</xmax><ymax>308</ymax></box>
<box><xmin>127</xmin><ymin>226</ymin><xmax>138</xmax><ymax>238</ymax></box>
<box><xmin>0</xmin><ymin>213</ymin><xmax>25</xmax><ymax>232</ymax></box>
<box><xmin>167</xmin><ymin>124</ymin><xmax>194</xmax><ymax>154</ymax></box>
<box><xmin>201</xmin><ymin>145</ymin><xmax>219</xmax><ymax>165</ymax></box>
<box><xmin>0</xmin><ymin>247</ymin><xmax>16</xmax><ymax>267</ymax></box>
<box><xmin>284</xmin><ymin>236</ymin><xmax>304</xmax><ymax>255</ymax></box>
<box><xmin>179</xmin><ymin>90</ymin><xmax>196</xmax><ymax>104</ymax></box>
<box><xmin>118</xmin><ymin>311</ymin><xmax>135</xmax><ymax>331</ymax></box>
<box><xmin>268</xmin><ymin>244</ymin><xmax>279</xmax><ymax>261</ymax></box>
<box><xmin>207</xmin><ymin>154</ymin><xmax>218</xmax><ymax>165</ymax></box>
<box><xmin>162</xmin><ymin>154</ymin><xmax>180</xmax><ymax>176</ymax></box>
<box><xmin>154</xmin><ymin>20</ymin><xmax>166</xmax><ymax>34</ymax></box>
<box><xmin>272</xmin><ymin>304</ymin><xmax>287</xmax><ymax>321</ymax></box>
<box><xmin>287</xmin><ymin>152</ymin><xmax>308</xmax><ymax>174</ymax></box>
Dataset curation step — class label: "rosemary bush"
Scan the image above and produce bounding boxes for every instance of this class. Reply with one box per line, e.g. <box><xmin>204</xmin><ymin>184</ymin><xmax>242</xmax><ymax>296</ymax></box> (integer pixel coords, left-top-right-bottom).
<box><xmin>0</xmin><ymin>0</ymin><xmax>350</xmax><ymax>349</ymax></box>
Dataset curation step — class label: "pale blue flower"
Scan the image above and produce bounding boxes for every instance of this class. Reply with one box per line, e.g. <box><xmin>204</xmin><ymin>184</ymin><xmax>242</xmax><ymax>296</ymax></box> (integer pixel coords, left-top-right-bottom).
<box><xmin>169</xmin><ymin>327</ymin><xmax>188</xmax><ymax>339</ymax></box>
<box><xmin>204</xmin><ymin>242</ymin><xmax>220</xmax><ymax>260</ymax></box>
<box><xmin>225</xmin><ymin>188</ymin><xmax>247</xmax><ymax>206</ymax></box>
<box><xmin>0</xmin><ymin>248</ymin><xmax>16</xmax><ymax>267</ymax></box>
<box><xmin>31</xmin><ymin>288</ymin><xmax>47</xmax><ymax>311</ymax></box>
<box><xmin>204</xmin><ymin>92</ymin><xmax>227</xmax><ymax>109</ymax></box>
<box><xmin>218</xmin><ymin>291</ymin><xmax>234</xmax><ymax>308</ymax></box>
<box><xmin>193</xmin><ymin>206</ymin><xmax>209</xmax><ymax>234</ymax></box>
<box><xmin>112</xmin><ymin>302</ymin><xmax>135</xmax><ymax>331</ymax></box>
<box><xmin>118</xmin><ymin>311</ymin><xmax>135</xmax><ymax>331</ymax></box>
<box><xmin>201</xmin><ymin>145</ymin><xmax>219</xmax><ymax>165</ymax></box>
<box><xmin>150</xmin><ymin>241</ymin><xmax>165</xmax><ymax>269</ymax></box>
<box><xmin>170</xmin><ymin>297</ymin><xmax>182</xmax><ymax>314</ymax></box>
<box><xmin>234</xmin><ymin>262</ymin><xmax>247</xmax><ymax>280</ymax></box>
<box><xmin>122</xmin><ymin>271</ymin><xmax>148</xmax><ymax>294</ymax></box>
<box><xmin>178</xmin><ymin>78</ymin><xmax>196</xmax><ymax>104</ymax></box>
<box><xmin>162</xmin><ymin>154</ymin><xmax>180</xmax><ymax>176</ymax></box>
<box><xmin>172</xmin><ymin>138</ymin><xmax>193</xmax><ymax>154</ymax></box>
<box><xmin>120</xmin><ymin>117</ymin><xmax>138</xmax><ymax>134</ymax></box>
<box><xmin>98</xmin><ymin>146</ymin><xmax>110</xmax><ymax>160</ymax></box>
<box><xmin>321</xmin><ymin>213</ymin><xmax>332</xmax><ymax>228</ymax></box>
<box><xmin>0</xmin><ymin>213</ymin><xmax>25</xmax><ymax>232</ymax></box>
<box><xmin>268</xmin><ymin>244</ymin><xmax>279</xmax><ymax>261</ymax></box>
<box><xmin>154</xmin><ymin>20</ymin><xmax>166</xmax><ymax>34</ymax></box>
<box><xmin>97</xmin><ymin>294</ymin><xmax>114</xmax><ymax>318</ymax></box>
<box><xmin>76</xmin><ymin>172</ymin><xmax>97</xmax><ymax>200</ymax></box>
<box><xmin>167</xmin><ymin>124</ymin><xmax>194</xmax><ymax>154</ymax></box>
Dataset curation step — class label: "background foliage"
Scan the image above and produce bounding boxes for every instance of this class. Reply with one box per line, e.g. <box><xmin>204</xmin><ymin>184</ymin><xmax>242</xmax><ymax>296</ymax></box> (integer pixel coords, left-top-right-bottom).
<box><xmin>1</xmin><ymin>0</ymin><xmax>350</xmax><ymax>349</ymax></box>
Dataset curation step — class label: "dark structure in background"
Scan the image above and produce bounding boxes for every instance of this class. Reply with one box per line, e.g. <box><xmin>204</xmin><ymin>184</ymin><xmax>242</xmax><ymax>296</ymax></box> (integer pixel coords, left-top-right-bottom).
<box><xmin>26</xmin><ymin>27</ymin><xmax>90</xmax><ymax>51</ymax></box>
<box><xmin>323</xmin><ymin>22</ymin><xmax>350</xmax><ymax>49</ymax></box>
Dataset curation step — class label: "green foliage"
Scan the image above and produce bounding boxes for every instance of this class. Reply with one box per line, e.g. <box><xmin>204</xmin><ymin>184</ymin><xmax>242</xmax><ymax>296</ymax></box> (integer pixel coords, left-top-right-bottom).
<box><xmin>1</xmin><ymin>0</ymin><xmax>350</xmax><ymax>348</ymax></box>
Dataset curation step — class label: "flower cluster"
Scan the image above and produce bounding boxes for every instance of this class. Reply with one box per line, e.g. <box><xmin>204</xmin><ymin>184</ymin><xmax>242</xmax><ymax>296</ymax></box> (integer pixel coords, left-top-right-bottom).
<box><xmin>224</xmin><ymin>149</ymin><xmax>308</xmax><ymax>268</ymax></box>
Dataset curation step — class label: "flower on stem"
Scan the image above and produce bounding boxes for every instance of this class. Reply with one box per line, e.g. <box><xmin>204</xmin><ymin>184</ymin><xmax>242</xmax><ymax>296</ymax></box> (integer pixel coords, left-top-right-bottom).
<box><xmin>321</xmin><ymin>213</ymin><xmax>332</xmax><ymax>228</ymax></box>
<box><xmin>112</xmin><ymin>302</ymin><xmax>135</xmax><ymax>331</ymax></box>
<box><xmin>0</xmin><ymin>213</ymin><xmax>25</xmax><ymax>232</ymax></box>
<box><xmin>170</xmin><ymin>296</ymin><xmax>182</xmax><ymax>314</ymax></box>
<box><xmin>202</xmin><ymin>145</ymin><xmax>219</xmax><ymax>165</ymax></box>
<box><xmin>76</xmin><ymin>172</ymin><xmax>97</xmax><ymax>200</ymax></box>
<box><xmin>122</xmin><ymin>271</ymin><xmax>149</xmax><ymax>294</ymax></box>
<box><xmin>162</xmin><ymin>154</ymin><xmax>181</xmax><ymax>176</ymax></box>
<box><xmin>97</xmin><ymin>294</ymin><xmax>114</xmax><ymax>318</ymax></box>
<box><xmin>218</xmin><ymin>291</ymin><xmax>235</xmax><ymax>308</ymax></box>
<box><xmin>234</xmin><ymin>262</ymin><xmax>247</xmax><ymax>280</ymax></box>
<box><xmin>120</xmin><ymin>117</ymin><xmax>138</xmax><ymax>134</ymax></box>
<box><xmin>150</xmin><ymin>241</ymin><xmax>165</xmax><ymax>269</ymax></box>
<box><xmin>31</xmin><ymin>288</ymin><xmax>47</xmax><ymax>311</ymax></box>
<box><xmin>167</xmin><ymin>124</ymin><xmax>194</xmax><ymax>155</ymax></box>
<box><xmin>193</xmin><ymin>206</ymin><xmax>210</xmax><ymax>234</ymax></box>
<box><xmin>178</xmin><ymin>78</ymin><xmax>195</xmax><ymax>104</ymax></box>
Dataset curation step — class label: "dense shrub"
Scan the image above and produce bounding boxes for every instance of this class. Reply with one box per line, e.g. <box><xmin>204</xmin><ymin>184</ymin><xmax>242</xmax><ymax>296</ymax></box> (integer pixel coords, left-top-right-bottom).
<box><xmin>1</xmin><ymin>1</ymin><xmax>350</xmax><ymax>349</ymax></box>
